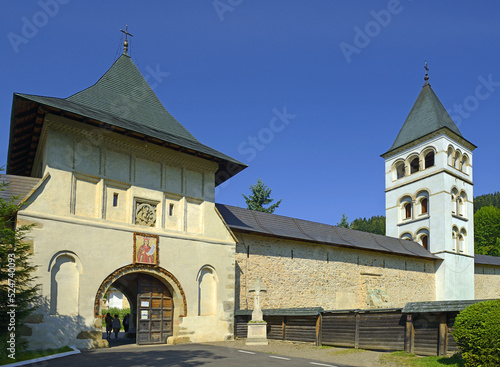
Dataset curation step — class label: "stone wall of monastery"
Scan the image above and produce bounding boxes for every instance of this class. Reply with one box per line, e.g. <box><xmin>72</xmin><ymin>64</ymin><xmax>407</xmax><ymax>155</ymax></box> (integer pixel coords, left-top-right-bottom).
<box><xmin>475</xmin><ymin>265</ymin><xmax>500</xmax><ymax>300</ymax></box>
<box><xmin>235</xmin><ymin>233</ymin><xmax>436</xmax><ymax>311</ymax></box>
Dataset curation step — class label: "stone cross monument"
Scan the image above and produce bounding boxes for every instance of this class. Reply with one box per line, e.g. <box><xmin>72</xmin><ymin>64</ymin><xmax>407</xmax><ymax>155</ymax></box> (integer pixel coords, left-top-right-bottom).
<box><xmin>246</xmin><ymin>278</ymin><xmax>268</xmax><ymax>345</ymax></box>
<box><xmin>249</xmin><ymin>278</ymin><xmax>267</xmax><ymax>321</ymax></box>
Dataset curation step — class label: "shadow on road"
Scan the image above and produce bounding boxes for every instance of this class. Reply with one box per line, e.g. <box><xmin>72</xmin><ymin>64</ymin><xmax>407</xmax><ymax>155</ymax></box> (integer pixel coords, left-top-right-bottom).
<box><xmin>65</xmin><ymin>344</ymin><xmax>227</xmax><ymax>367</ymax></box>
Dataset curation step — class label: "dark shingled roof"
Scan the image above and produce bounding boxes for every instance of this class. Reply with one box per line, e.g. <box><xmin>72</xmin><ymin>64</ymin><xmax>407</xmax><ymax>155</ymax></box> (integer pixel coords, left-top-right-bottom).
<box><xmin>384</xmin><ymin>82</ymin><xmax>471</xmax><ymax>156</ymax></box>
<box><xmin>402</xmin><ymin>299</ymin><xmax>493</xmax><ymax>313</ymax></box>
<box><xmin>66</xmin><ymin>53</ymin><xmax>197</xmax><ymax>142</ymax></box>
<box><xmin>216</xmin><ymin>203</ymin><xmax>439</xmax><ymax>260</ymax></box>
<box><xmin>8</xmin><ymin>53</ymin><xmax>246</xmax><ymax>183</ymax></box>
<box><xmin>0</xmin><ymin>174</ymin><xmax>41</xmax><ymax>206</ymax></box>
<box><xmin>475</xmin><ymin>254</ymin><xmax>500</xmax><ymax>266</ymax></box>
<box><xmin>235</xmin><ymin>307</ymin><xmax>323</xmax><ymax>316</ymax></box>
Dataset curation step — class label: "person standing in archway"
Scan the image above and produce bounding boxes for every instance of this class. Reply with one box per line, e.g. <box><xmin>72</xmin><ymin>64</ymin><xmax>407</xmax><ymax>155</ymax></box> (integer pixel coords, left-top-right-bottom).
<box><xmin>105</xmin><ymin>312</ymin><xmax>113</xmax><ymax>339</ymax></box>
<box><xmin>123</xmin><ymin>313</ymin><xmax>130</xmax><ymax>333</ymax></box>
<box><xmin>112</xmin><ymin>314</ymin><xmax>121</xmax><ymax>339</ymax></box>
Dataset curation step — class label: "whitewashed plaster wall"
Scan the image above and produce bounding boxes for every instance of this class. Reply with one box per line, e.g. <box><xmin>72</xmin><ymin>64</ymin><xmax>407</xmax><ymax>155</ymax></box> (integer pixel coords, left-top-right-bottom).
<box><xmin>20</xmin><ymin>114</ymin><xmax>237</xmax><ymax>349</ymax></box>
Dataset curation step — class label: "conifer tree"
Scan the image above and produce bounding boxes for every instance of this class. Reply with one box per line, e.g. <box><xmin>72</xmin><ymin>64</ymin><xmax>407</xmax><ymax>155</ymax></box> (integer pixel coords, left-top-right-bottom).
<box><xmin>0</xmin><ymin>172</ymin><xmax>39</xmax><ymax>357</ymax></box>
<box><xmin>242</xmin><ymin>179</ymin><xmax>282</xmax><ymax>213</ymax></box>
<box><xmin>337</xmin><ymin>213</ymin><xmax>350</xmax><ymax>228</ymax></box>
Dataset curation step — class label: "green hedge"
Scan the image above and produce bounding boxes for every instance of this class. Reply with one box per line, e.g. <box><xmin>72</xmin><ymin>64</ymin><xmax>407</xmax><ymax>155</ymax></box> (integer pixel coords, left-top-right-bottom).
<box><xmin>101</xmin><ymin>308</ymin><xmax>130</xmax><ymax>331</ymax></box>
<box><xmin>453</xmin><ymin>299</ymin><xmax>500</xmax><ymax>367</ymax></box>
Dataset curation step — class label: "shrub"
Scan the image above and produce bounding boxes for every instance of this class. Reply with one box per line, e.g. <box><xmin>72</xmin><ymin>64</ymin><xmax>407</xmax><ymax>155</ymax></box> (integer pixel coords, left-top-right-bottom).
<box><xmin>453</xmin><ymin>299</ymin><xmax>500</xmax><ymax>367</ymax></box>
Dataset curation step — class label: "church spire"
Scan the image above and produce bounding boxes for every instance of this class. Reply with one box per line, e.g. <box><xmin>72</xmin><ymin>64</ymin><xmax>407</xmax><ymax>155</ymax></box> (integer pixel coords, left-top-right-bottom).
<box><xmin>120</xmin><ymin>25</ymin><xmax>133</xmax><ymax>54</ymax></box>
<box><xmin>424</xmin><ymin>60</ymin><xmax>429</xmax><ymax>84</ymax></box>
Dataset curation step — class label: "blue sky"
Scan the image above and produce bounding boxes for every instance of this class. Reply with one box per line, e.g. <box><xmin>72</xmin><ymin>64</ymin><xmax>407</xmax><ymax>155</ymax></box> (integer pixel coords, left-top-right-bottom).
<box><xmin>1</xmin><ymin>1</ymin><xmax>499</xmax><ymax>225</ymax></box>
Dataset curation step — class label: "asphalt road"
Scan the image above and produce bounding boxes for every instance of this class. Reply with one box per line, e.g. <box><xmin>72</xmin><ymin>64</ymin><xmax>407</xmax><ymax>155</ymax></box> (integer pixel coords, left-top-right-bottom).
<box><xmin>30</xmin><ymin>343</ymin><xmax>357</xmax><ymax>367</ymax></box>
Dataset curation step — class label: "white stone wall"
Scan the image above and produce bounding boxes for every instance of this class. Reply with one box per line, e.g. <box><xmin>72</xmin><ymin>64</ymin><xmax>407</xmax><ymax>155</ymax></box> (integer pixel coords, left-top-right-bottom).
<box><xmin>235</xmin><ymin>233</ymin><xmax>436</xmax><ymax>311</ymax></box>
<box><xmin>384</xmin><ymin>134</ymin><xmax>475</xmax><ymax>300</ymax></box>
<box><xmin>20</xmin><ymin>115</ymin><xmax>237</xmax><ymax>349</ymax></box>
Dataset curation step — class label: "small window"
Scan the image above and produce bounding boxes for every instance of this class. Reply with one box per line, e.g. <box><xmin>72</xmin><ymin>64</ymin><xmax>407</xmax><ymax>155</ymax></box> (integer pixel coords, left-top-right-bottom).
<box><xmin>424</xmin><ymin>151</ymin><xmax>435</xmax><ymax>169</ymax></box>
<box><xmin>169</xmin><ymin>204</ymin><xmax>174</xmax><ymax>216</ymax></box>
<box><xmin>113</xmin><ymin>193</ymin><xmax>118</xmax><ymax>207</ymax></box>
<box><xmin>421</xmin><ymin>198</ymin><xmax>428</xmax><ymax>215</ymax></box>
<box><xmin>458</xmin><ymin>198</ymin><xmax>464</xmax><ymax>217</ymax></box>
<box><xmin>421</xmin><ymin>235</ymin><xmax>429</xmax><ymax>250</ymax></box>
<box><xmin>396</xmin><ymin>162</ymin><xmax>405</xmax><ymax>179</ymax></box>
<box><xmin>404</xmin><ymin>202</ymin><xmax>412</xmax><ymax>219</ymax></box>
<box><xmin>458</xmin><ymin>235</ymin><xmax>464</xmax><ymax>253</ymax></box>
<box><xmin>410</xmin><ymin>157</ymin><xmax>419</xmax><ymax>174</ymax></box>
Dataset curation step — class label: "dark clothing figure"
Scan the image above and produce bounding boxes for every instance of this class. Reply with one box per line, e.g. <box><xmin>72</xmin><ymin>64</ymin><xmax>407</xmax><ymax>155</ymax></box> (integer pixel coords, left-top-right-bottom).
<box><xmin>105</xmin><ymin>313</ymin><xmax>113</xmax><ymax>339</ymax></box>
<box><xmin>123</xmin><ymin>314</ymin><xmax>130</xmax><ymax>333</ymax></box>
<box><xmin>112</xmin><ymin>314</ymin><xmax>121</xmax><ymax>339</ymax></box>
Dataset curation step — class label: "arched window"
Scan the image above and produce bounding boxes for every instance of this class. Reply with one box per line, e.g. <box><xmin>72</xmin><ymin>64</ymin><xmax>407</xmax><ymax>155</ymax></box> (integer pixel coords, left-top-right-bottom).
<box><xmin>452</xmin><ymin>226</ymin><xmax>459</xmax><ymax>251</ymax></box>
<box><xmin>424</xmin><ymin>151</ymin><xmax>435</xmax><ymax>169</ymax></box>
<box><xmin>395</xmin><ymin>162</ymin><xmax>405</xmax><ymax>179</ymax></box>
<box><xmin>447</xmin><ymin>146</ymin><xmax>454</xmax><ymax>166</ymax></box>
<box><xmin>421</xmin><ymin>198</ymin><xmax>428</xmax><ymax>215</ymax></box>
<box><xmin>404</xmin><ymin>202</ymin><xmax>412</xmax><ymax>219</ymax></box>
<box><xmin>459</xmin><ymin>229</ymin><xmax>467</xmax><ymax>253</ymax></box>
<box><xmin>421</xmin><ymin>235</ymin><xmax>429</xmax><ymax>250</ymax></box>
<box><xmin>454</xmin><ymin>151</ymin><xmax>461</xmax><ymax>169</ymax></box>
<box><xmin>410</xmin><ymin>157</ymin><xmax>420</xmax><ymax>174</ymax></box>
<box><xmin>451</xmin><ymin>188</ymin><xmax>459</xmax><ymax>215</ymax></box>
<box><xmin>461</xmin><ymin>155</ymin><xmax>469</xmax><ymax>174</ymax></box>
<box><xmin>457</xmin><ymin>198</ymin><xmax>464</xmax><ymax>216</ymax></box>
<box><xmin>401</xmin><ymin>232</ymin><xmax>413</xmax><ymax>241</ymax></box>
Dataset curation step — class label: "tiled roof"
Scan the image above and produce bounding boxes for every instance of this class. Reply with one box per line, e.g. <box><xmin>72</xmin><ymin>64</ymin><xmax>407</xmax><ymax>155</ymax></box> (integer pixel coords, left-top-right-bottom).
<box><xmin>402</xmin><ymin>299</ymin><xmax>492</xmax><ymax>313</ymax></box>
<box><xmin>384</xmin><ymin>82</ymin><xmax>468</xmax><ymax>155</ymax></box>
<box><xmin>66</xmin><ymin>53</ymin><xmax>197</xmax><ymax>142</ymax></box>
<box><xmin>0</xmin><ymin>174</ymin><xmax>41</xmax><ymax>206</ymax></box>
<box><xmin>216</xmin><ymin>203</ymin><xmax>439</xmax><ymax>260</ymax></box>
<box><xmin>475</xmin><ymin>254</ymin><xmax>500</xmax><ymax>266</ymax></box>
<box><xmin>13</xmin><ymin>93</ymin><xmax>243</xmax><ymax>168</ymax></box>
<box><xmin>9</xmin><ymin>52</ymin><xmax>246</xmax><ymax>183</ymax></box>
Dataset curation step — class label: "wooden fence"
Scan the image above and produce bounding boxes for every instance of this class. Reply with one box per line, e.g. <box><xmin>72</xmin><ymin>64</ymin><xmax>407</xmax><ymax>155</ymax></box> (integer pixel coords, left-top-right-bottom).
<box><xmin>320</xmin><ymin>309</ymin><xmax>405</xmax><ymax>351</ymax></box>
<box><xmin>235</xmin><ymin>314</ymin><xmax>318</xmax><ymax>343</ymax></box>
<box><xmin>235</xmin><ymin>308</ymin><xmax>462</xmax><ymax>356</ymax></box>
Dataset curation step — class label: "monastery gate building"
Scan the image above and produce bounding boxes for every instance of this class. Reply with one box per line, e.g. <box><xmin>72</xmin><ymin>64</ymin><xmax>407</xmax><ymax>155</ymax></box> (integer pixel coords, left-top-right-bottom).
<box><xmin>2</xmin><ymin>48</ymin><xmax>500</xmax><ymax>350</ymax></box>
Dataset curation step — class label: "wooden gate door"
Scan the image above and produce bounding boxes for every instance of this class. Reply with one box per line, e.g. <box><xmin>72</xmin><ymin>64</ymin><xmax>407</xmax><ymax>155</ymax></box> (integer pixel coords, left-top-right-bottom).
<box><xmin>137</xmin><ymin>275</ymin><xmax>173</xmax><ymax>345</ymax></box>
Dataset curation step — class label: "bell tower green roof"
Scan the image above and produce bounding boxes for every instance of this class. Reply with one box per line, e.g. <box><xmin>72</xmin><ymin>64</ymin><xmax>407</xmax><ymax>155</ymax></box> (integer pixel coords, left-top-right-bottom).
<box><xmin>386</xmin><ymin>81</ymin><xmax>463</xmax><ymax>155</ymax></box>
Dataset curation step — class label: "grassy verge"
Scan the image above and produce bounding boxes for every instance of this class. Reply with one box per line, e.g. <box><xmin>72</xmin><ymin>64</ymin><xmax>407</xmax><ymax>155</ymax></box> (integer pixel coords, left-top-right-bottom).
<box><xmin>379</xmin><ymin>351</ymin><xmax>465</xmax><ymax>367</ymax></box>
<box><xmin>0</xmin><ymin>346</ymin><xmax>73</xmax><ymax>366</ymax></box>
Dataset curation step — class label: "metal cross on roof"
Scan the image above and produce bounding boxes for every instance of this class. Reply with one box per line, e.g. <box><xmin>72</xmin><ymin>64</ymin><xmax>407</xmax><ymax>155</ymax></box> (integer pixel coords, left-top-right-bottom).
<box><xmin>120</xmin><ymin>25</ymin><xmax>134</xmax><ymax>54</ymax></box>
<box><xmin>249</xmin><ymin>278</ymin><xmax>267</xmax><ymax>295</ymax></box>
<box><xmin>424</xmin><ymin>60</ymin><xmax>429</xmax><ymax>82</ymax></box>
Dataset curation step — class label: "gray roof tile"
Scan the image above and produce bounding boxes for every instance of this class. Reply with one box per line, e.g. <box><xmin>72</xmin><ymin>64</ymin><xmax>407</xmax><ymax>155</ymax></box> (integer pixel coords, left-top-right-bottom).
<box><xmin>66</xmin><ymin>54</ymin><xmax>198</xmax><ymax>142</ymax></box>
<box><xmin>385</xmin><ymin>82</ymin><xmax>464</xmax><ymax>154</ymax></box>
<box><xmin>475</xmin><ymin>254</ymin><xmax>500</xmax><ymax>266</ymax></box>
<box><xmin>0</xmin><ymin>174</ymin><xmax>41</xmax><ymax>206</ymax></box>
<box><xmin>403</xmin><ymin>299</ymin><xmax>492</xmax><ymax>313</ymax></box>
<box><xmin>216</xmin><ymin>204</ymin><xmax>439</xmax><ymax>260</ymax></box>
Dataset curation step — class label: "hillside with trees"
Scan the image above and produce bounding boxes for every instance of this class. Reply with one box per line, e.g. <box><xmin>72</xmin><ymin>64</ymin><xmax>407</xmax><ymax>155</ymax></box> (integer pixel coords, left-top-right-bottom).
<box><xmin>474</xmin><ymin>191</ymin><xmax>500</xmax><ymax>212</ymax></box>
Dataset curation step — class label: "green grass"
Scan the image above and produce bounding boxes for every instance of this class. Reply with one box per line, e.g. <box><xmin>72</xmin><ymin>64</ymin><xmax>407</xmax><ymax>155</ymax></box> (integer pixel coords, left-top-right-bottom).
<box><xmin>379</xmin><ymin>351</ymin><xmax>465</xmax><ymax>367</ymax></box>
<box><xmin>0</xmin><ymin>346</ymin><xmax>73</xmax><ymax>366</ymax></box>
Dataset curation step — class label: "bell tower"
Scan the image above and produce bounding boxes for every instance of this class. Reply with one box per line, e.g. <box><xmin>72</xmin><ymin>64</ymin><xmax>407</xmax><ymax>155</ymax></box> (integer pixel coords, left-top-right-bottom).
<box><xmin>381</xmin><ymin>67</ymin><xmax>476</xmax><ymax>300</ymax></box>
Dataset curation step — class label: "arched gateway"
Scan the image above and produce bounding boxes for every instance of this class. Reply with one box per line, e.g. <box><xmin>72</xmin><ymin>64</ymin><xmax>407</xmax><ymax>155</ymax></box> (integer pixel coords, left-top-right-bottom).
<box><xmin>94</xmin><ymin>265</ymin><xmax>187</xmax><ymax>344</ymax></box>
